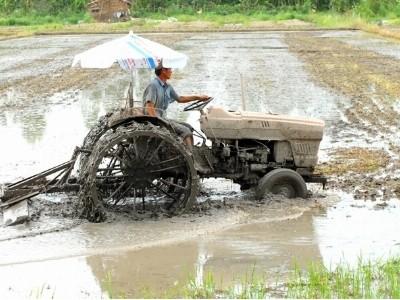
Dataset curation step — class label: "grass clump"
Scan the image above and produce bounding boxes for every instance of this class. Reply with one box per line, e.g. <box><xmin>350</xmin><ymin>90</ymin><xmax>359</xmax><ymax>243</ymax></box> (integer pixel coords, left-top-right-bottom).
<box><xmin>179</xmin><ymin>268</ymin><xmax>272</xmax><ymax>299</ymax></box>
<box><xmin>301</xmin><ymin>11</ymin><xmax>365</xmax><ymax>28</ymax></box>
<box><xmin>97</xmin><ymin>256</ymin><xmax>400</xmax><ymax>298</ymax></box>
<box><xmin>287</xmin><ymin>257</ymin><xmax>400</xmax><ymax>298</ymax></box>
<box><xmin>176</xmin><ymin>257</ymin><xmax>400</xmax><ymax>298</ymax></box>
<box><xmin>317</xmin><ymin>147</ymin><xmax>390</xmax><ymax>176</ymax></box>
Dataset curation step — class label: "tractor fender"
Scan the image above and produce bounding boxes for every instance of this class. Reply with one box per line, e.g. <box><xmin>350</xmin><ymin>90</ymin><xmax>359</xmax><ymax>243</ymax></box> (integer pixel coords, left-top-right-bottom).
<box><xmin>108</xmin><ymin>110</ymin><xmax>174</xmax><ymax>132</ymax></box>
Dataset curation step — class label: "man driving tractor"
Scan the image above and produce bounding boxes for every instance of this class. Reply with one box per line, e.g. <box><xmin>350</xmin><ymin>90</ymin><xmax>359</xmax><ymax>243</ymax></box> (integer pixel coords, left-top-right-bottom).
<box><xmin>143</xmin><ymin>63</ymin><xmax>210</xmax><ymax>149</ymax></box>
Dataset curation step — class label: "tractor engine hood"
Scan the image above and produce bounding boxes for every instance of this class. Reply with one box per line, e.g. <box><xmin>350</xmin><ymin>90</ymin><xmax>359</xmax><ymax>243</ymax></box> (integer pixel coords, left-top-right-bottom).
<box><xmin>200</xmin><ymin>106</ymin><xmax>324</xmax><ymax>141</ymax></box>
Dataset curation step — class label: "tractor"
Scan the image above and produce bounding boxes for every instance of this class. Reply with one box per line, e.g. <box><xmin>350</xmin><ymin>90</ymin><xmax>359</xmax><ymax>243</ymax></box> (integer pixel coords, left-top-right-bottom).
<box><xmin>1</xmin><ymin>98</ymin><xmax>326</xmax><ymax>223</ymax></box>
<box><xmin>77</xmin><ymin>97</ymin><xmax>326</xmax><ymax>221</ymax></box>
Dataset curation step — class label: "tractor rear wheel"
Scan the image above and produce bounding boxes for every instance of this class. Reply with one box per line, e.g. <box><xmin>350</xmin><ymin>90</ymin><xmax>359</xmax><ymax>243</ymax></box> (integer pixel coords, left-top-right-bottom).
<box><xmin>256</xmin><ymin>168</ymin><xmax>307</xmax><ymax>200</ymax></box>
<box><xmin>79</xmin><ymin>123</ymin><xmax>199</xmax><ymax>222</ymax></box>
<box><xmin>78</xmin><ymin>113</ymin><xmax>111</xmax><ymax>181</ymax></box>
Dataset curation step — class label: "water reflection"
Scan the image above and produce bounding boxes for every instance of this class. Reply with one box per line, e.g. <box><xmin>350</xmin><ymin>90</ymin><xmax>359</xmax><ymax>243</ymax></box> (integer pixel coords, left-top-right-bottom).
<box><xmin>82</xmin><ymin>209</ymin><xmax>323</xmax><ymax>298</ymax></box>
<box><xmin>1</xmin><ymin>195</ymin><xmax>399</xmax><ymax>298</ymax></box>
<box><xmin>19</xmin><ymin>108</ymin><xmax>47</xmax><ymax>144</ymax></box>
<box><xmin>195</xmin><ymin>240</ymin><xmax>211</xmax><ymax>287</ymax></box>
<box><xmin>0</xmin><ymin>103</ymin><xmax>89</xmax><ymax>181</ymax></box>
<box><xmin>86</xmin><ymin>244</ymin><xmax>199</xmax><ymax>298</ymax></box>
<box><xmin>81</xmin><ymin>196</ymin><xmax>400</xmax><ymax>297</ymax></box>
<box><xmin>1</xmin><ymin>91</ymin><xmax>50</xmax><ymax>145</ymax></box>
<box><xmin>0</xmin><ymin>257</ymin><xmax>103</xmax><ymax>299</ymax></box>
<box><xmin>0</xmin><ymin>111</ymin><xmax>6</xmax><ymax>127</ymax></box>
<box><xmin>315</xmin><ymin>193</ymin><xmax>400</xmax><ymax>268</ymax></box>
<box><xmin>80</xmin><ymin>89</ymin><xmax>104</xmax><ymax>129</ymax></box>
<box><xmin>0</xmin><ymin>73</ymin><xmax>135</xmax><ymax>182</ymax></box>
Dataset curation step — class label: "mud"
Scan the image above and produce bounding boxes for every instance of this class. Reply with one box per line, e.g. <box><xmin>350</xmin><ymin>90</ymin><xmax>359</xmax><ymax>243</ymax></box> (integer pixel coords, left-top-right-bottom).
<box><xmin>285</xmin><ymin>30</ymin><xmax>400</xmax><ymax>201</ymax></box>
<box><xmin>0</xmin><ymin>193</ymin><xmax>334</xmax><ymax>298</ymax></box>
<box><xmin>1</xmin><ymin>30</ymin><xmax>400</xmax><ymax>297</ymax></box>
<box><xmin>0</xmin><ymin>33</ymin><xmax>190</xmax><ymax>105</ymax></box>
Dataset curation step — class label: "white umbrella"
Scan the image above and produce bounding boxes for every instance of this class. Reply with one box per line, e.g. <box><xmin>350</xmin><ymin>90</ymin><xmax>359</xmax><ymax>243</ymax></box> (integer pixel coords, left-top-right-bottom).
<box><xmin>72</xmin><ymin>31</ymin><xmax>188</xmax><ymax>107</ymax></box>
<box><xmin>72</xmin><ymin>31</ymin><xmax>188</xmax><ymax>70</ymax></box>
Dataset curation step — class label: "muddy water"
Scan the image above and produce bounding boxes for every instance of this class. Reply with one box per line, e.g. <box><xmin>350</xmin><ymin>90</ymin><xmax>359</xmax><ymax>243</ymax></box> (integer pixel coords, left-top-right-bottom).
<box><xmin>0</xmin><ymin>76</ymin><xmax>130</xmax><ymax>181</ymax></box>
<box><xmin>1</xmin><ymin>194</ymin><xmax>399</xmax><ymax>298</ymax></box>
<box><xmin>1</xmin><ymin>31</ymin><xmax>400</xmax><ymax>298</ymax></box>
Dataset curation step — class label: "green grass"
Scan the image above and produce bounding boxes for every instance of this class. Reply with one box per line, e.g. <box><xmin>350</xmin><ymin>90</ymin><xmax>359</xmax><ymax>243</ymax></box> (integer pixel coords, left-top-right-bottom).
<box><xmin>1</xmin><ymin>0</ymin><xmax>400</xmax><ymax>28</ymax></box>
<box><xmin>131</xmin><ymin>11</ymin><xmax>399</xmax><ymax>31</ymax></box>
<box><xmin>0</xmin><ymin>11</ymin><xmax>92</xmax><ymax>26</ymax></box>
<box><xmin>102</xmin><ymin>271</ymin><xmax>127</xmax><ymax>299</ymax></box>
<box><xmin>300</xmin><ymin>12</ymin><xmax>364</xmax><ymax>28</ymax></box>
<box><xmin>179</xmin><ymin>266</ymin><xmax>274</xmax><ymax>299</ymax></box>
<box><xmin>287</xmin><ymin>257</ymin><xmax>400</xmax><ymax>298</ymax></box>
<box><xmin>152</xmin><ymin>10</ymin><xmax>400</xmax><ymax>32</ymax></box>
<box><xmin>0</xmin><ymin>8</ymin><xmax>400</xmax><ymax>40</ymax></box>
<box><xmin>133</xmin><ymin>9</ymin><xmax>310</xmax><ymax>25</ymax></box>
<box><xmin>0</xmin><ymin>9</ymin><xmax>376</xmax><ymax>28</ymax></box>
<box><xmin>140</xmin><ymin>256</ymin><xmax>400</xmax><ymax>298</ymax></box>
<box><xmin>26</xmin><ymin>256</ymin><xmax>398</xmax><ymax>298</ymax></box>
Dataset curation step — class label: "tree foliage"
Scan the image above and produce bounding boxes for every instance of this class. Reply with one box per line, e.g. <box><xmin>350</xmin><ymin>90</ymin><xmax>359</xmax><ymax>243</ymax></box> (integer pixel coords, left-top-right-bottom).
<box><xmin>131</xmin><ymin>0</ymin><xmax>400</xmax><ymax>17</ymax></box>
<box><xmin>0</xmin><ymin>0</ymin><xmax>399</xmax><ymax>17</ymax></box>
<box><xmin>0</xmin><ymin>0</ymin><xmax>87</xmax><ymax>14</ymax></box>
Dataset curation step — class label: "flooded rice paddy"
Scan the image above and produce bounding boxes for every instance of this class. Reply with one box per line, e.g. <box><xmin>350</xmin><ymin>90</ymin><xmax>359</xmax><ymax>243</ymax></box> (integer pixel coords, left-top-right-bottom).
<box><xmin>0</xmin><ymin>30</ymin><xmax>400</xmax><ymax>298</ymax></box>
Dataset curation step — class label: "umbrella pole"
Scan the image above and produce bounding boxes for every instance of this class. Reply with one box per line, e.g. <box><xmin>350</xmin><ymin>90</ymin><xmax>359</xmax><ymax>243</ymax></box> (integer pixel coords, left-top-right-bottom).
<box><xmin>129</xmin><ymin>70</ymin><xmax>134</xmax><ymax>108</ymax></box>
<box><xmin>128</xmin><ymin>69</ymin><xmax>140</xmax><ymax>108</ymax></box>
<box><xmin>240</xmin><ymin>73</ymin><xmax>247</xmax><ymax>111</ymax></box>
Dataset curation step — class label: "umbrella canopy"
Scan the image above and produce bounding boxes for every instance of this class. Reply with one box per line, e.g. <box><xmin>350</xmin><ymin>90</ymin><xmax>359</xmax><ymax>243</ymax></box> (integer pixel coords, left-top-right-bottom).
<box><xmin>72</xmin><ymin>31</ymin><xmax>188</xmax><ymax>71</ymax></box>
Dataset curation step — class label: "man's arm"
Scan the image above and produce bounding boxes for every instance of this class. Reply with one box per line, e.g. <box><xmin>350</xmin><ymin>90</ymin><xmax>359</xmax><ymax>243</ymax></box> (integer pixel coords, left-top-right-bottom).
<box><xmin>143</xmin><ymin>82</ymin><xmax>158</xmax><ymax>116</ymax></box>
<box><xmin>177</xmin><ymin>95</ymin><xmax>210</xmax><ymax>103</ymax></box>
<box><xmin>145</xmin><ymin>101</ymin><xmax>157</xmax><ymax>117</ymax></box>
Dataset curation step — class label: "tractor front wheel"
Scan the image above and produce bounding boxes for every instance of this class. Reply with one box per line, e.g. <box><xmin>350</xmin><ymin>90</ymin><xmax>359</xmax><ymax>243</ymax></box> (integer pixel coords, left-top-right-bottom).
<box><xmin>256</xmin><ymin>168</ymin><xmax>307</xmax><ymax>200</ymax></box>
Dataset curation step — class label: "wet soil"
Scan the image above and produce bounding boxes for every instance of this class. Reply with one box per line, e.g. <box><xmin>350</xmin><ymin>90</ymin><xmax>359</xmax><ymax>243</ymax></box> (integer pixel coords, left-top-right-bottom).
<box><xmin>1</xmin><ymin>30</ymin><xmax>400</xmax><ymax>297</ymax></box>
<box><xmin>0</xmin><ymin>34</ymin><xmax>190</xmax><ymax>103</ymax></box>
<box><xmin>284</xmin><ymin>31</ymin><xmax>400</xmax><ymax>201</ymax></box>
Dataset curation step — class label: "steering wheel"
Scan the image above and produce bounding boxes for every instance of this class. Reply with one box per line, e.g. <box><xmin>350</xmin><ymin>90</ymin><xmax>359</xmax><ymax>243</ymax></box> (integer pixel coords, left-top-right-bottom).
<box><xmin>183</xmin><ymin>97</ymin><xmax>214</xmax><ymax>112</ymax></box>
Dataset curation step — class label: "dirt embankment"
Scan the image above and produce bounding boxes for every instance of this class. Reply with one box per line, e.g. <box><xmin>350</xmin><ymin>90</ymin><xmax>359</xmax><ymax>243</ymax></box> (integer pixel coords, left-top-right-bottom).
<box><xmin>0</xmin><ymin>20</ymin><xmax>315</xmax><ymax>41</ymax></box>
<box><xmin>285</xmin><ymin>32</ymin><xmax>400</xmax><ymax>200</ymax></box>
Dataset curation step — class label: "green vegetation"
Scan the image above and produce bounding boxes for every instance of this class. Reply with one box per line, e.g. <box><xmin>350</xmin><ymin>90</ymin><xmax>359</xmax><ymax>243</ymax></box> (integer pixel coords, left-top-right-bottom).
<box><xmin>1</xmin><ymin>0</ymin><xmax>400</xmax><ymax>27</ymax></box>
<box><xmin>0</xmin><ymin>0</ymin><xmax>87</xmax><ymax>14</ymax></box>
<box><xmin>0</xmin><ymin>1</ymin><xmax>400</xmax><ymax>42</ymax></box>
<box><xmin>179</xmin><ymin>267</ymin><xmax>273</xmax><ymax>299</ymax></box>
<box><xmin>130</xmin><ymin>0</ymin><xmax>400</xmax><ymax>18</ymax></box>
<box><xmin>0</xmin><ymin>0</ymin><xmax>90</xmax><ymax>26</ymax></box>
<box><xmin>98</xmin><ymin>257</ymin><xmax>400</xmax><ymax>298</ymax></box>
<box><xmin>0</xmin><ymin>12</ymin><xmax>91</xmax><ymax>26</ymax></box>
<box><xmin>287</xmin><ymin>258</ymin><xmax>400</xmax><ymax>298</ymax></box>
<box><xmin>145</xmin><ymin>257</ymin><xmax>400</xmax><ymax>298</ymax></box>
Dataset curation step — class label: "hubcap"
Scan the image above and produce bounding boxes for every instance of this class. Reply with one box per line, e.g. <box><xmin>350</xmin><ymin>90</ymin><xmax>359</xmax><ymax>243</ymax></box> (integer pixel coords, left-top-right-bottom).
<box><xmin>271</xmin><ymin>184</ymin><xmax>295</xmax><ymax>198</ymax></box>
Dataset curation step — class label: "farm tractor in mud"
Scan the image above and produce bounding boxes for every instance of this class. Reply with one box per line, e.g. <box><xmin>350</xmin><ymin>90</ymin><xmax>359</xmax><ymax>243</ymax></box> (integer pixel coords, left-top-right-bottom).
<box><xmin>0</xmin><ymin>99</ymin><xmax>326</xmax><ymax>223</ymax></box>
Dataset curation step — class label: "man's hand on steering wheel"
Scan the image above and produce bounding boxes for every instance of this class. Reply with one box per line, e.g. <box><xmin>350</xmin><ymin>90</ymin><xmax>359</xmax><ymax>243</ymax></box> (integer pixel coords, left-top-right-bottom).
<box><xmin>183</xmin><ymin>96</ymin><xmax>214</xmax><ymax>111</ymax></box>
<box><xmin>198</xmin><ymin>95</ymin><xmax>211</xmax><ymax>102</ymax></box>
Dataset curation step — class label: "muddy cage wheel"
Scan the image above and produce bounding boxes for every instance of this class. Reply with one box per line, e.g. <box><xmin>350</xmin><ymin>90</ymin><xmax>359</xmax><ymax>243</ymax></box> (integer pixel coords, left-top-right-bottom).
<box><xmin>78</xmin><ymin>114</ymin><xmax>112</xmax><ymax>181</ymax></box>
<box><xmin>256</xmin><ymin>168</ymin><xmax>307</xmax><ymax>200</ymax></box>
<box><xmin>80</xmin><ymin>123</ymin><xmax>199</xmax><ymax>221</ymax></box>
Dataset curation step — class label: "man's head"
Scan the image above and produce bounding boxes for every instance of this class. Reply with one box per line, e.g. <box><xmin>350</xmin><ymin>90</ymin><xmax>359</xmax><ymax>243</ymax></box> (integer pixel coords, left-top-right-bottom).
<box><xmin>155</xmin><ymin>63</ymin><xmax>172</xmax><ymax>81</ymax></box>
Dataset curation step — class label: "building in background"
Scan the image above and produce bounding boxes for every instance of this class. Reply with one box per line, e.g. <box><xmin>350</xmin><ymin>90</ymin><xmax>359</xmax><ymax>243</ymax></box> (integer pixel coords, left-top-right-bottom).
<box><xmin>88</xmin><ymin>0</ymin><xmax>132</xmax><ymax>22</ymax></box>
